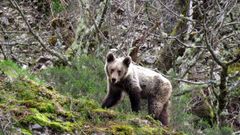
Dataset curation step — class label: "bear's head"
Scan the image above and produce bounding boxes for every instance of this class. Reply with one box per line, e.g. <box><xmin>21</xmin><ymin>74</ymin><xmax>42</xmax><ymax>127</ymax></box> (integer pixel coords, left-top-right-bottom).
<box><xmin>105</xmin><ymin>52</ymin><xmax>132</xmax><ymax>84</ymax></box>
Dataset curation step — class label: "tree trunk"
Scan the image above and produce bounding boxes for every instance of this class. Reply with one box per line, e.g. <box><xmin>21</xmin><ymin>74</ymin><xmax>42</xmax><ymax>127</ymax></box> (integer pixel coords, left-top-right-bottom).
<box><xmin>156</xmin><ymin>0</ymin><xmax>190</xmax><ymax>73</ymax></box>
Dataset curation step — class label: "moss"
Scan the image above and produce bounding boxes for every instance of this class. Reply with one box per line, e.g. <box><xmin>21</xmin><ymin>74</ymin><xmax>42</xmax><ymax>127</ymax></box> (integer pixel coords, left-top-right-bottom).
<box><xmin>17</xmin><ymin>100</ymin><xmax>55</xmax><ymax>113</ymax></box>
<box><xmin>228</xmin><ymin>62</ymin><xmax>240</xmax><ymax>74</ymax></box>
<box><xmin>37</xmin><ymin>102</ymin><xmax>55</xmax><ymax>113</ymax></box>
<box><xmin>111</xmin><ymin>125</ymin><xmax>134</xmax><ymax>135</ymax></box>
<box><xmin>49</xmin><ymin>121</ymin><xmax>73</xmax><ymax>132</ymax></box>
<box><xmin>144</xmin><ymin>115</ymin><xmax>161</xmax><ymax>126</ymax></box>
<box><xmin>136</xmin><ymin>126</ymin><xmax>156</xmax><ymax>135</ymax></box>
<box><xmin>22</xmin><ymin>108</ymin><xmax>75</xmax><ymax>132</ymax></box>
<box><xmin>20</xmin><ymin>128</ymin><xmax>32</xmax><ymax>135</ymax></box>
<box><xmin>91</xmin><ymin>108</ymin><xmax>118</xmax><ymax>119</ymax></box>
<box><xmin>24</xmin><ymin>108</ymin><xmax>50</xmax><ymax>126</ymax></box>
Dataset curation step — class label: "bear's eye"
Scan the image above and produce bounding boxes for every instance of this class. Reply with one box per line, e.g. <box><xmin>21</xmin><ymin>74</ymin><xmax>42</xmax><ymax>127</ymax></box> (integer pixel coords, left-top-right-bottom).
<box><xmin>111</xmin><ymin>69</ymin><xmax>114</xmax><ymax>73</ymax></box>
<box><xmin>118</xmin><ymin>70</ymin><xmax>121</xmax><ymax>75</ymax></box>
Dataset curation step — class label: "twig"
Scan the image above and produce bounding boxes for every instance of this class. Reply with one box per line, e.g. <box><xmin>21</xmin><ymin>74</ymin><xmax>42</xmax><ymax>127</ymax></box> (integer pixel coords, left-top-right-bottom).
<box><xmin>86</xmin><ymin>8</ymin><xmax>111</xmax><ymax>43</ymax></box>
<box><xmin>0</xmin><ymin>31</ymin><xmax>28</xmax><ymax>33</ymax></box>
<box><xmin>129</xmin><ymin>21</ymin><xmax>160</xmax><ymax>62</ymax></box>
<box><xmin>98</xmin><ymin>0</ymin><xmax>109</xmax><ymax>29</ymax></box>
<box><xmin>214</xmin><ymin>31</ymin><xmax>240</xmax><ymax>45</ymax></box>
<box><xmin>156</xmin><ymin>70</ymin><xmax>214</xmax><ymax>85</ymax></box>
<box><xmin>0</xmin><ymin>23</ymin><xmax>9</xmax><ymax>59</ymax></box>
<box><xmin>0</xmin><ymin>45</ymin><xmax>7</xmax><ymax>60</ymax></box>
<box><xmin>174</xmin><ymin>89</ymin><xmax>192</xmax><ymax>97</ymax></box>
<box><xmin>157</xmin><ymin>0</ymin><xmax>195</xmax><ymax>23</ymax></box>
<box><xmin>181</xmin><ymin>50</ymin><xmax>204</xmax><ymax>78</ymax></box>
<box><xmin>168</xmin><ymin>36</ymin><xmax>204</xmax><ymax>48</ymax></box>
<box><xmin>174</xmin><ymin>78</ymin><xmax>211</xmax><ymax>85</ymax></box>
<box><xmin>226</xmin><ymin>54</ymin><xmax>240</xmax><ymax>66</ymax></box>
<box><xmin>0</xmin><ymin>42</ymin><xmax>38</xmax><ymax>46</ymax></box>
<box><xmin>223</xmin><ymin>21</ymin><xmax>240</xmax><ymax>27</ymax></box>
<box><xmin>9</xmin><ymin>0</ymin><xmax>70</xmax><ymax>66</ymax></box>
<box><xmin>203</xmin><ymin>23</ymin><xmax>225</xmax><ymax>67</ymax></box>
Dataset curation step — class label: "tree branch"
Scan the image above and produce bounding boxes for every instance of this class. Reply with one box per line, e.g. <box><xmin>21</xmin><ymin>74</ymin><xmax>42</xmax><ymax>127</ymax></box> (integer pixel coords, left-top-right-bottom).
<box><xmin>174</xmin><ymin>78</ymin><xmax>212</xmax><ymax>85</ymax></box>
<box><xmin>227</xmin><ymin>54</ymin><xmax>240</xmax><ymax>66</ymax></box>
<box><xmin>203</xmin><ymin>23</ymin><xmax>225</xmax><ymax>67</ymax></box>
<box><xmin>98</xmin><ymin>0</ymin><xmax>109</xmax><ymax>29</ymax></box>
<box><xmin>9</xmin><ymin>0</ymin><xmax>70</xmax><ymax>66</ymax></box>
<box><xmin>168</xmin><ymin>36</ymin><xmax>205</xmax><ymax>48</ymax></box>
<box><xmin>157</xmin><ymin>0</ymin><xmax>195</xmax><ymax>22</ymax></box>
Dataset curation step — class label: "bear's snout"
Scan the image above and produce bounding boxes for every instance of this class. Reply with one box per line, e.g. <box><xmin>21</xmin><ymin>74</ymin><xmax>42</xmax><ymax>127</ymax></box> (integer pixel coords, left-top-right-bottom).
<box><xmin>111</xmin><ymin>78</ymin><xmax>116</xmax><ymax>83</ymax></box>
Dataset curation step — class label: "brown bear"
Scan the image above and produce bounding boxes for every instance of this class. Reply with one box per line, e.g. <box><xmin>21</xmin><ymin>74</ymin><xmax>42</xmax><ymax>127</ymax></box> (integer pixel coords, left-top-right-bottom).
<box><xmin>102</xmin><ymin>52</ymin><xmax>172</xmax><ymax>126</ymax></box>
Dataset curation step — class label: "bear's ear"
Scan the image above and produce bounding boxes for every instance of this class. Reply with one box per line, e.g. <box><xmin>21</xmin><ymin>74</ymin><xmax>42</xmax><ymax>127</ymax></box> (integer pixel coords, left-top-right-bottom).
<box><xmin>123</xmin><ymin>56</ymin><xmax>131</xmax><ymax>67</ymax></box>
<box><xmin>106</xmin><ymin>52</ymin><xmax>115</xmax><ymax>63</ymax></box>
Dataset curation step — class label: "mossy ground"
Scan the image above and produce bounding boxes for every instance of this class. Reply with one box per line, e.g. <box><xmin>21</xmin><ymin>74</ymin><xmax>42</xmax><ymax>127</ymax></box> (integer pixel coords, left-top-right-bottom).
<box><xmin>0</xmin><ymin>60</ymin><xmax>183</xmax><ymax>135</ymax></box>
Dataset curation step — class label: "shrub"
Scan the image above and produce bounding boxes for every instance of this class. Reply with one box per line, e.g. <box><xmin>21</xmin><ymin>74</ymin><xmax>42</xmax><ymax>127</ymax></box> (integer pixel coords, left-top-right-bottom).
<box><xmin>39</xmin><ymin>55</ymin><xmax>106</xmax><ymax>102</ymax></box>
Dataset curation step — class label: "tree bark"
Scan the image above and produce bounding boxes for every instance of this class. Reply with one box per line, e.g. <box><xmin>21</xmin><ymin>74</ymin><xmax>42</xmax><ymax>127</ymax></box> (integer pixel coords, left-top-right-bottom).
<box><xmin>156</xmin><ymin>0</ymin><xmax>190</xmax><ymax>73</ymax></box>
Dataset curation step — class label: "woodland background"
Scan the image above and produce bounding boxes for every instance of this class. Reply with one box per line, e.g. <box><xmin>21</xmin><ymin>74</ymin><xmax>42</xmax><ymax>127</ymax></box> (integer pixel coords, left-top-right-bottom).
<box><xmin>0</xmin><ymin>0</ymin><xmax>239</xmax><ymax>134</ymax></box>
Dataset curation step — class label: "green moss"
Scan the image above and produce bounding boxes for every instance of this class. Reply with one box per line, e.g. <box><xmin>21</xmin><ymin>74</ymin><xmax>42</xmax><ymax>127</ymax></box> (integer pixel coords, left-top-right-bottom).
<box><xmin>136</xmin><ymin>126</ymin><xmax>156</xmax><ymax>135</ymax></box>
<box><xmin>37</xmin><ymin>102</ymin><xmax>55</xmax><ymax>113</ymax></box>
<box><xmin>92</xmin><ymin>108</ymin><xmax>118</xmax><ymax>119</ymax></box>
<box><xmin>22</xmin><ymin>108</ymin><xmax>75</xmax><ymax>132</ymax></box>
<box><xmin>17</xmin><ymin>100</ymin><xmax>55</xmax><ymax>113</ymax></box>
<box><xmin>111</xmin><ymin>125</ymin><xmax>134</xmax><ymax>135</ymax></box>
<box><xmin>20</xmin><ymin>128</ymin><xmax>32</xmax><ymax>135</ymax></box>
<box><xmin>228</xmin><ymin>63</ymin><xmax>240</xmax><ymax>74</ymax></box>
<box><xmin>49</xmin><ymin>121</ymin><xmax>73</xmax><ymax>132</ymax></box>
<box><xmin>25</xmin><ymin>108</ymin><xmax>50</xmax><ymax>126</ymax></box>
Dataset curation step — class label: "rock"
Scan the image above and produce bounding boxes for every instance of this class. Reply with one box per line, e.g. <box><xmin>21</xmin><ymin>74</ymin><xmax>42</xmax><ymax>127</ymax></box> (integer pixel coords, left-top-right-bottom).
<box><xmin>130</xmin><ymin>118</ymin><xmax>151</xmax><ymax>127</ymax></box>
<box><xmin>32</xmin><ymin>124</ymin><xmax>42</xmax><ymax>130</ymax></box>
<box><xmin>1</xmin><ymin>16</ymin><xmax>10</xmax><ymax>26</ymax></box>
<box><xmin>143</xmin><ymin>56</ymin><xmax>157</xmax><ymax>64</ymax></box>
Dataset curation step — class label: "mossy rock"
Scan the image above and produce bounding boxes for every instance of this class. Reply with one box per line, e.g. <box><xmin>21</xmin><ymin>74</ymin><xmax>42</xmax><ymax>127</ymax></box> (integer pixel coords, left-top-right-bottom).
<box><xmin>20</xmin><ymin>108</ymin><xmax>76</xmax><ymax>132</ymax></box>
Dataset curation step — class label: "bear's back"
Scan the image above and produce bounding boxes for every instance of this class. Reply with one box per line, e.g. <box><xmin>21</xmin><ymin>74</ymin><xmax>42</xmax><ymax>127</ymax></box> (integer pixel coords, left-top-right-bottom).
<box><xmin>132</xmin><ymin>64</ymin><xmax>171</xmax><ymax>96</ymax></box>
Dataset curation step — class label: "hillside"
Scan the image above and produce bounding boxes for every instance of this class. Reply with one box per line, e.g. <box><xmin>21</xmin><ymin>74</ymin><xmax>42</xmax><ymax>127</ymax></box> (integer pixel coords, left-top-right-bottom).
<box><xmin>0</xmin><ymin>61</ymin><xmax>182</xmax><ymax>135</ymax></box>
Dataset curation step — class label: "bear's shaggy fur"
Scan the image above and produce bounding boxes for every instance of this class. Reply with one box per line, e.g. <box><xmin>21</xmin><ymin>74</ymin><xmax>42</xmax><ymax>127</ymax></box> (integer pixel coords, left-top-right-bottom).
<box><xmin>102</xmin><ymin>52</ymin><xmax>172</xmax><ymax>126</ymax></box>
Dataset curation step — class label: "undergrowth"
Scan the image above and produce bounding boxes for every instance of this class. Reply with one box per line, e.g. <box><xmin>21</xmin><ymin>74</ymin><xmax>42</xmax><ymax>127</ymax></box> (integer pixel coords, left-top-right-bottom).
<box><xmin>38</xmin><ymin>55</ymin><xmax>106</xmax><ymax>100</ymax></box>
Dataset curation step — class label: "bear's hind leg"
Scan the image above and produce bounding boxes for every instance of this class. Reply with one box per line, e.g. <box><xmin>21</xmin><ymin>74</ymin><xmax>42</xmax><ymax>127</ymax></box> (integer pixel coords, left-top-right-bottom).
<box><xmin>159</xmin><ymin>101</ymin><xmax>169</xmax><ymax>126</ymax></box>
<box><xmin>148</xmin><ymin>97</ymin><xmax>164</xmax><ymax>123</ymax></box>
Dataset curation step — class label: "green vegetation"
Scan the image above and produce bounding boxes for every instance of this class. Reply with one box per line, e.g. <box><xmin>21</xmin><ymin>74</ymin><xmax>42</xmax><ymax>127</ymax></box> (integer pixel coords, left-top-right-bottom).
<box><xmin>39</xmin><ymin>55</ymin><xmax>106</xmax><ymax>100</ymax></box>
<box><xmin>0</xmin><ymin>60</ymin><xmax>180</xmax><ymax>134</ymax></box>
<box><xmin>170</xmin><ymin>82</ymin><xmax>234</xmax><ymax>135</ymax></box>
<box><xmin>51</xmin><ymin>0</ymin><xmax>64</xmax><ymax>13</ymax></box>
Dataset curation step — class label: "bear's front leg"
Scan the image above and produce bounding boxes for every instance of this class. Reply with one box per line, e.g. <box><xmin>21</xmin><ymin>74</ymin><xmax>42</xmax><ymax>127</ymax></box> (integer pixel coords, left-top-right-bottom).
<box><xmin>102</xmin><ymin>87</ymin><xmax>122</xmax><ymax>108</ymax></box>
<box><xmin>129</xmin><ymin>87</ymin><xmax>141</xmax><ymax>112</ymax></box>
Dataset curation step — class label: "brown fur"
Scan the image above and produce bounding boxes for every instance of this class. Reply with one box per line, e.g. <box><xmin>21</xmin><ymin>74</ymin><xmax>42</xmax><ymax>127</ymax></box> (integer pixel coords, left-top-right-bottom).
<box><xmin>102</xmin><ymin>52</ymin><xmax>172</xmax><ymax>126</ymax></box>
